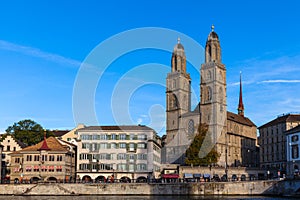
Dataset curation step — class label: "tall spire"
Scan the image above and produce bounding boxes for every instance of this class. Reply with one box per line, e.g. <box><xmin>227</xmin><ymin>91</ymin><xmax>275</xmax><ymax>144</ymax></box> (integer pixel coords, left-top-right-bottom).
<box><xmin>238</xmin><ymin>72</ymin><xmax>245</xmax><ymax>116</ymax></box>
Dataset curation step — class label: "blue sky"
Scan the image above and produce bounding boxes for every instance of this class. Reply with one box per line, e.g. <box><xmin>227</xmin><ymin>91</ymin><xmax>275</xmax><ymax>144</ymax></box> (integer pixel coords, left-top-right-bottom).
<box><xmin>1</xmin><ymin>0</ymin><xmax>300</xmax><ymax>135</ymax></box>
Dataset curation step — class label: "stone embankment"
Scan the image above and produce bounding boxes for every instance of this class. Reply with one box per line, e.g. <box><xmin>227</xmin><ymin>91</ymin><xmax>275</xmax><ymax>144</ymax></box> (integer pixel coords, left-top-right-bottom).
<box><xmin>0</xmin><ymin>180</ymin><xmax>299</xmax><ymax>196</ymax></box>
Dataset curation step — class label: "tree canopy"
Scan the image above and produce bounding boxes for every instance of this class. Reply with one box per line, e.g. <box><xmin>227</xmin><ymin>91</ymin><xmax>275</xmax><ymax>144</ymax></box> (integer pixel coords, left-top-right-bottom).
<box><xmin>5</xmin><ymin>119</ymin><xmax>53</xmax><ymax>146</ymax></box>
<box><xmin>185</xmin><ymin>123</ymin><xmax>220</xmax><ymax>166</ymax></box>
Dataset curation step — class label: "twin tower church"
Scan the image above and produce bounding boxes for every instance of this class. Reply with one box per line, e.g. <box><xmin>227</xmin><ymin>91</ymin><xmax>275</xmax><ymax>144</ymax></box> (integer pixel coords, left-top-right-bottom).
<box><xmin>163</xmin><ymin>26</ymin><xmax>258</xmax><ymax>167</ymax></box>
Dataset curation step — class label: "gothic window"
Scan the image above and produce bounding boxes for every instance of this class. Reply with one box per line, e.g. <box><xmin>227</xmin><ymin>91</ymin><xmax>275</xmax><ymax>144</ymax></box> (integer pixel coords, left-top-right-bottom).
<box><xmin>188</xmin><ymin>120</ymin><xmax>194</xmax><ymax>136</ymax></box>
<box><xmin>171</xmin><ymin>94</ymin><xmax>179</xmax><ymax>109</ymax></box>
<box><xmin>206</xmin><ymin>70</ymin><xmax>211</xmax><ymax>81</ymax></box>
<box><xmin>207</xmin><ymin>87</ymin><xmax>212</xmax><ymax>101</ymax></box>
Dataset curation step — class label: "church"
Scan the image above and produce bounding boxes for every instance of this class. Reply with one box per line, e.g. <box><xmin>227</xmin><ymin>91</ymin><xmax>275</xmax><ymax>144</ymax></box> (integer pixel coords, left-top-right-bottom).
<box><xmin>163</xmin><ymin>26</ymin><xmax>258</xmax><ymax>167</ymax></box>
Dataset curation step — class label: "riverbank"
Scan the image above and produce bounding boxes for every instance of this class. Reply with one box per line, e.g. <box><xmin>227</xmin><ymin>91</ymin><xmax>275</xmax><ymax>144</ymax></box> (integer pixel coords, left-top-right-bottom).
<box><xmin>0</xmin><ymin>180</ymin><xmax>299</xmax><ymax>196</ymax></box>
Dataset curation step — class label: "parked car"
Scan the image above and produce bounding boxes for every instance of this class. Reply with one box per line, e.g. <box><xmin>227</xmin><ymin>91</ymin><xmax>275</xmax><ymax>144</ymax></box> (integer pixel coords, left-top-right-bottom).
<box><xmin>231</xmin><ymin>174</ymin><xmax>238</xmax><ymax>181</ymax></box>
<box><xmin>240</xmin><ymin>174</ymin><xmax>246</xmax><ymax>181</ymax></box>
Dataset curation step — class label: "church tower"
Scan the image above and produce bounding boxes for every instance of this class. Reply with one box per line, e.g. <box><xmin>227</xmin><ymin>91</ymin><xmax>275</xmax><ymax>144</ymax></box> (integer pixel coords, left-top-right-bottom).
<box><xmin>200</xmin><ymin>25</ymin><xmax>227</xmax><ymax>163</ymax></box>
<box><xmin>166</xmin><ymin>38</ymin><xmax>191</xmax><ymax>144</ymax></box>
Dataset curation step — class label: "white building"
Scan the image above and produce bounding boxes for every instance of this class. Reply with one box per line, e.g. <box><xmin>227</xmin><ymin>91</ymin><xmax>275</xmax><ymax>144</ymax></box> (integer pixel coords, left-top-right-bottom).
<box><xmin>0</xmin><ymin>135</ymin><xmax>26</xmax><ymax>181</ymax></box>
<box><xmin>76</xmin><ymin>125</ymin><xmax>161</xmax><ymax>183</ymax></box>
<box><xmin>286</xmin><ymin>125</ymin><xmax>300</xmax><ymax>178</ymax></box>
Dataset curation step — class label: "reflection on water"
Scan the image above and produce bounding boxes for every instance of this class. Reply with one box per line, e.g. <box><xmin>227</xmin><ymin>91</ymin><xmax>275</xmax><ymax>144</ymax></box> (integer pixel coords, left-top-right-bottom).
<box><xmin>0</xmin><ymin>196</ymin><xmax>295</xmax><ymax>200</ymax></box>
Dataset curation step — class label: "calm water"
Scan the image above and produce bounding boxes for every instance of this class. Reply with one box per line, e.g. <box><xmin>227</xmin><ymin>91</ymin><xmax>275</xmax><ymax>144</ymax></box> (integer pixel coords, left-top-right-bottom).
<box><xmin>0</xmin><ymin>196</ymin><xmax>296</xmax><ymax>200</ymax></box>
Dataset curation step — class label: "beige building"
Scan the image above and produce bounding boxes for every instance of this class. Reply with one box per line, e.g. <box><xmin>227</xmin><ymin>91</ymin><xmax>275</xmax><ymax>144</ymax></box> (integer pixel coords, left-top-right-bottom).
<box><xmin>0</xmin><ymin>135</ymin><xmax>26</xmax><ymax>180</ymax></box>
<box><xmin>76</xmin><ymin>125</ymin><xmax>161</xmax><ymax>183</ymax></box>
<box><xmin>10</xmin><ymin>136</ymin><xmax>76</xmax><ymax>183</ymax></box>
<box><xmin>58</xmin><ymin>124</ymin><xmax>85</xmax><ymax>145</ymax></box>
<box><xmin>258</xmin><ymin>114</ymin><xmax>300</xmax><ymax>175</ymax></box>
<box><xmin>164</xmin><ymin>26</ymin><xmax>257</xmax><ymax>167</ymax></box>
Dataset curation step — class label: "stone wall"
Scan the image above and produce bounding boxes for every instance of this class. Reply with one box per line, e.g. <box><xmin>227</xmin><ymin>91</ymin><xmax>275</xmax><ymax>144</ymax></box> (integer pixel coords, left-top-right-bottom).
<box><xmin>0</xmin><ymin>180</ymin><xmax>299</xmax><ymax>196</ymax></box>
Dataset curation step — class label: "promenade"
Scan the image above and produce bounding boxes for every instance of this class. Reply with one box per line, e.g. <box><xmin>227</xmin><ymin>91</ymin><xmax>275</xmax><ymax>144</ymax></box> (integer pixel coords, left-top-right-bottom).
<box><xmin>0</xmin><ymin>180</ymin><xmax>299</xmax><ymax>196</ymax></box>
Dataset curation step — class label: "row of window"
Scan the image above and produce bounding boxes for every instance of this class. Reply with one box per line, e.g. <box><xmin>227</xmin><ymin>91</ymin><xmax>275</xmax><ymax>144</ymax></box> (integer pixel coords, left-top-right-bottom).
<box><xmin>79</xmin><ymin>153</ymin><xmax>147</xmax><ymax>161</ymax></box>
<box><xmin>25</xmin><ymin>155</ymin><xmax>63</xmax><ymax>162</ymax></box>
<box><xmin>79</xmin><ymin>163</ymin><xmax>147</xmax><ymax>171</ymax></box>
<box><xmin>81</xmin><ymin>142</ymin><xmax>147</xmax><ymax>150</ymax></box>
<box><xmin>80</xmin><ymin>134</ymin><xmax>148</xmax><ymax>141</ymax></box>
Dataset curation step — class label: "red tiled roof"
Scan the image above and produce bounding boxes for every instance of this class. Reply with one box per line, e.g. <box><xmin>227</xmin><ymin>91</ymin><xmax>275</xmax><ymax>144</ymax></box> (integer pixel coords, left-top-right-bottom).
<box><xmin>11</xmin><ymin>137</ymin><xmax>68</xmax><ymax>154</ymax></box>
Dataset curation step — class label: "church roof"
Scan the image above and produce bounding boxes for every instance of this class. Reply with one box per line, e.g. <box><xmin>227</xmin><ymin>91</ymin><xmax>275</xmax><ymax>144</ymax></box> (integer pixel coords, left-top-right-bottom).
<box><xmin>183</xmin><ymin>104</ymin><xmax>256</xmax><ymax>127</ymax></box>
<box><xmin>227</xmin><ymin>111</ymin><xmax>256</xmax><ymax>127</ymax></box>
<box><xmin>258</xmin><ymin>114</ymin><xmax>300</xmax><ymax>129</ymax></box>
<box><xmin>207</xmin><ymin>25</ymin><xmax>219</xmax><ymax>41</ymax></box>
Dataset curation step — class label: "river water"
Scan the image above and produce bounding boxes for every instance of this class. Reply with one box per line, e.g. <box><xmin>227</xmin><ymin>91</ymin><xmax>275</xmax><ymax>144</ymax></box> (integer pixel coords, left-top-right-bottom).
<box><xmin>0</xmin><ymin>196</ymin><xmax>296</xmax><ymax>200</ymax></box>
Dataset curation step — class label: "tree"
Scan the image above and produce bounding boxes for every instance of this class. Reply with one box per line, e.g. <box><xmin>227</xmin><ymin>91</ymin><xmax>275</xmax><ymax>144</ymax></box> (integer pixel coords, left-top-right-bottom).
<box><xmin>5</xmin><ymin>119</ymin><xmax>52</xmax><ymax>146</ymax></box>
<box><xmin>185</xmin><ymin>123</ymin><xmax>220</xmax><ymax>166</ymax></box>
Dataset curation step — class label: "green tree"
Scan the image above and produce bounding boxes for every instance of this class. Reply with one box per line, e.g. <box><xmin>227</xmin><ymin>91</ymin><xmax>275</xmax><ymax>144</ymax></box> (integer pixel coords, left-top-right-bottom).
<box><xmin>185</xmin><ymin>123</ymin><xmax>220</xmax><ymax>165</ymax></box>
<box><xmin>5</xmin><ymin>119</ymin><xmax>52</xmax><ymax>146</ymax></box>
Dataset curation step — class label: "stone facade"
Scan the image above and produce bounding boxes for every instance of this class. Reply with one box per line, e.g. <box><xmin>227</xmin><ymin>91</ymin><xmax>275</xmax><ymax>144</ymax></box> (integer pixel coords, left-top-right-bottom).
<box><xmin>164</xmin><ymin>26</ymin><xmax>257</xmax><ymax>167</ymax></box>
<box><xmin>258</xmin><ymin>114</ymin><xmax>300</xmax><ymax>174</ymax></box>
<box><xmin>76</xmin><ymin>125</ymin><xmax>161</xmax><ymax>182</ymax></box>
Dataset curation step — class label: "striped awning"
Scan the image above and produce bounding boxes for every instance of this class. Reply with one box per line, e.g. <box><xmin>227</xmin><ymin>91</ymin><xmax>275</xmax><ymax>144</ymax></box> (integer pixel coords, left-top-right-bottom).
<box><xmin>184</xmin><ymin>173</ymin><xmax>193</xmax><ymax>179</ymax></box>
<box><xmin>162</xmin><ymin>174</ymin><xmax>179</xmax><ymax>179</ymax></box>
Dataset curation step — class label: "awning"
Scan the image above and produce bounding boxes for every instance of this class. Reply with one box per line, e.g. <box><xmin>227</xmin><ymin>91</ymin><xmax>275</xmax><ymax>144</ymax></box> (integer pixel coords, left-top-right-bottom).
<box><xmin>193</xmin><ymin>174</ymin><xmax>201</xmax><ymax>178</ymax></box>
<box><xmin>203</xmin><ymin>174</ymin><xmax>210</xmax><ymax>178</ymax></box>
<box><xmin>184</xmin><ymin>173</ymin><xmax>193</xmax><ymax>179</ymax></box>
<box><xmin>162</xmin><ymin>174</ymin><xmax>179</xmax><ymax>179</ymax></box>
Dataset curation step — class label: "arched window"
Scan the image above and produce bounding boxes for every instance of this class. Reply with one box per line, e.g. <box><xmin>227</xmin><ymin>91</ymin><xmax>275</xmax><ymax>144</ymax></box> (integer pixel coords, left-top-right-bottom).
<box><xmin>207</xmin><ymin>87</ymin><xmax>212</xmax><ymax>101</ymax></box>
<box><xmin>188</xmin><ymin>120</ymin><xmax>194</xmax><ymax>136</ymax></box>
<box><xmin>208</xmin><ymin>45</ymin><xmax>212</xmax><ymax>61</ymax></box>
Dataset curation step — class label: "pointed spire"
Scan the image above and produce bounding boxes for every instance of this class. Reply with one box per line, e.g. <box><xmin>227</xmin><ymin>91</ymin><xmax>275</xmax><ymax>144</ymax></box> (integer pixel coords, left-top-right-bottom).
<box><xmin>238</xmin><ymin>72</ymin><xmax>245</xmax><ymax>117</ymax></box>
<box><xmin>38</xmin><ymin>130</ymin><xmax>50</xmax><ymax>151</ymax></box>
<box><xmin>211</xmin><ymin>24</ymin><xmax>215</xmax><ymax>32</ymax></box>
<box><xmin>177</xmin><ymin>37</ymin><xmax>181</xmax><ymax>44</ymax></box>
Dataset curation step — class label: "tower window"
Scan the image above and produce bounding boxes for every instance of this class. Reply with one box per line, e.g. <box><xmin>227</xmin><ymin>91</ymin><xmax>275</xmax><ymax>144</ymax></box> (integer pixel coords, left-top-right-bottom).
<box><xmin>188</xmin><ymin>120</ymin><xmax>194</xmax><ymax>136</ymax></box>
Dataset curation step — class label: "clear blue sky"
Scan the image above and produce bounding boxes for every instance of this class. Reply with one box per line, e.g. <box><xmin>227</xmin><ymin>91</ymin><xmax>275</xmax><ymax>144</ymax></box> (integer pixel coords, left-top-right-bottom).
<box><xmin>1</xmin><ymin>0</ymin><xmax>300</xmax><ymax>135</ymax></box>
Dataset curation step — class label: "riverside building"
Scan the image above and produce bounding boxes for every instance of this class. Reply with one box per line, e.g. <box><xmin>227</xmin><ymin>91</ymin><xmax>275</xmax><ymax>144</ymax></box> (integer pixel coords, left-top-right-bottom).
<box><xmin>258</xmin><ymin>114</ymin><xmax>300</xmax><ymax>175</ymax></box>
<box><xmin>76</xmin><ymin>125</ymin><xmax>161</xmax><ymax>183</ymax></box>
<box><xmin>9</xmin><ymin>136</ymin><xmax>76</xmax><ymax>183</ymax></box>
